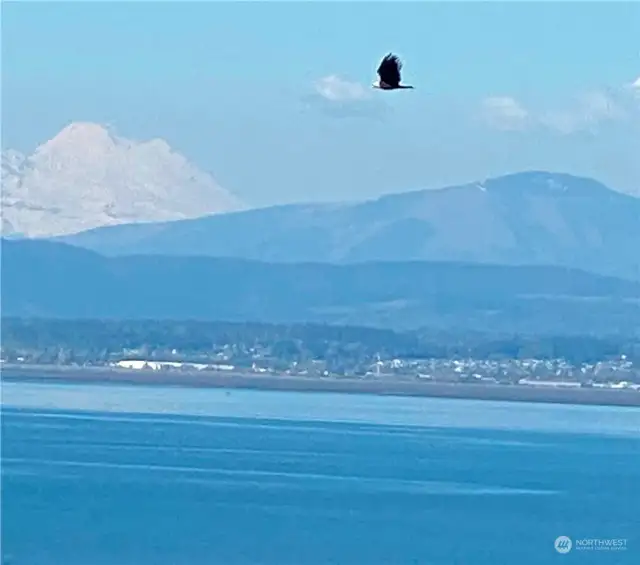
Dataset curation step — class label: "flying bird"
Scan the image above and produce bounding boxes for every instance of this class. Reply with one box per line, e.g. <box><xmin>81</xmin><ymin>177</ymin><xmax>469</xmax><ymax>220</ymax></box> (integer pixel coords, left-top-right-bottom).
<box><xmin>373</xmin><ymin>53</ymin><xmax>414</xmax><ymax>90</ymax></box>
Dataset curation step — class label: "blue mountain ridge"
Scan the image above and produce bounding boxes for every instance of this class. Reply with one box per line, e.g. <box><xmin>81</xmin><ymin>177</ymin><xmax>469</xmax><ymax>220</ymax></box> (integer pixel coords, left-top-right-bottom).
<box><xmin>3</xmin><ymin>237</ymin><xmax>639</xmax><ymax>336</ymax></box>
<box><xmin>54</xmin><ymin>171</ymin><xmax>640</xmax><ymax>281</ymax></box>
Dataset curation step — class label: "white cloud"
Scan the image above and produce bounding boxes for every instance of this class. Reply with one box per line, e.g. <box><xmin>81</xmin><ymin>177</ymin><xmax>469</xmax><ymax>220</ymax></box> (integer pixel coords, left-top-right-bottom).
<box><xmin>539</xmin><ymin>91</ymin><xmax>626</xmax><ymax>134</ymax></box>
<box><xmin>580</xmin><ymin>91</ymin><xmax>625</xmax><ymax>120</ymax></box>
<box><xmin>481</xmin><ymin>96</ymin><xmax>530</xmax><ymax>131</ymax></box>
<box><xmin>303</xmin><ymin>75</ymin><xmax>388</xmax><ymax>120</ymax></box>
<box><xmin>313</xmin><ymin>75</ymin><xmax>371</xmax><ymax>102</ymax></box>
<box><xmin>629</xmin><ymin>76</ymin><xmax>640</xmax><ymax>99</ymax></box>
<box><xmin>482</xmin><ymin>80</ymin><xmax>638</xmax><ymax>135</ymax></box>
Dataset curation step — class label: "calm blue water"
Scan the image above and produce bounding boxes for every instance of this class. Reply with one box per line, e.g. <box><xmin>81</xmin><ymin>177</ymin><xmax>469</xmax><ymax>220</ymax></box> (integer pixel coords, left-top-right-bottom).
<box><xmin>2</xmin><ymin>381</ymin><xmax>639</xmax><ymax>565</ymax></box>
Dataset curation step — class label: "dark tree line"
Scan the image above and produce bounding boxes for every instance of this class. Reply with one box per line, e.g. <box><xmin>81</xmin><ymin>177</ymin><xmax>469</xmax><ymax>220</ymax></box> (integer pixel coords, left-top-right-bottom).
<box><xmin>1</xmin><ymin>317</ymin><xmax>638</xmax><ymax>365</ymax></box>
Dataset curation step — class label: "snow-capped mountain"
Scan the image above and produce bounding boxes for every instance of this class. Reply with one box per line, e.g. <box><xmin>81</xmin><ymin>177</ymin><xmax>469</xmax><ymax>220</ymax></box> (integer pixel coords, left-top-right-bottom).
<box><xmin>1</xmin><ymin>122</ymin><xmax>242</xmax><ymax>237</ymax></box>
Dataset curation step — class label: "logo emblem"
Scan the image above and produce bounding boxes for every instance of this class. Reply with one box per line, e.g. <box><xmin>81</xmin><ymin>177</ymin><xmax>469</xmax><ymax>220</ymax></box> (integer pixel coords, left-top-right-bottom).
<box><xmin>555</xmin><ymin>536</ymin><xmax>573</xmax><ymax>554</ymax></box>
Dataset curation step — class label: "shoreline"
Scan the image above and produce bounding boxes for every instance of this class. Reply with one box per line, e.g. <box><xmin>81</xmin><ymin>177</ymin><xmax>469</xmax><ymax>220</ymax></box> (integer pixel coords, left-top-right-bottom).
<box><xmin>2</xmin><ymin>364</ymin><xmax>640</xmax><ymax>407</ymax></box>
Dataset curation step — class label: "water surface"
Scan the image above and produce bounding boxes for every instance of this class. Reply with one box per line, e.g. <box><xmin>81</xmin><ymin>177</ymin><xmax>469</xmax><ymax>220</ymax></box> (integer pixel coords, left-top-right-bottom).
<box><xmin>2</xmin><ymin>381</ymin><xmax>639</xmax><ymax>564</ymax></box>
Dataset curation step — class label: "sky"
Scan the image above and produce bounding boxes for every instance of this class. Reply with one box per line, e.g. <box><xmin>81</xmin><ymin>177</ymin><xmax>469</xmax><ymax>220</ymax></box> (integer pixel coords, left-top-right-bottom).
<box><xmin>2</xmin><ymin>0</ymin><xmax>640</xmax><ymax>207</ymax></box>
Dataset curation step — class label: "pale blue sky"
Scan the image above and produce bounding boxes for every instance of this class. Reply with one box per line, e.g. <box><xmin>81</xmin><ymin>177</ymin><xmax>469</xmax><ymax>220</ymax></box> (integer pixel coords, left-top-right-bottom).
<box><xmin>3</xmin><ymin>1</ymin><xmax>639</xmax><ymax>205</ymax></box>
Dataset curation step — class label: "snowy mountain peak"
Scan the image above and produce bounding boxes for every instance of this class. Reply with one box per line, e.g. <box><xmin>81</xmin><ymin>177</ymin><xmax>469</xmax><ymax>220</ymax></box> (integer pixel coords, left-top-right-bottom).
<box><xmin>42</xmin><ymin>121</ymin><xmax>116</xmax><ymax>149</ymax></box>
<box><xmin>477</xmin><ymin>171</ymin><xmax>614</xmax><ymax>197</ymax></box>
<box><xmin>1</xmin><ymin>122</ymin><xmax>243</xmax><ymax>238</ymax></box>
<box><xmin>1</xmin><ymin>149</ymin><xmax>26</xmax><ymax>172</ymax></box>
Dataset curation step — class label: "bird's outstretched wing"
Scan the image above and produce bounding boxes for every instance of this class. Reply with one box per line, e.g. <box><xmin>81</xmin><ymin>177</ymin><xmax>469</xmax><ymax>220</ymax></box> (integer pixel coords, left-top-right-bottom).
<box><xmin>377</xmin><ymin>53</ymin><xmax>402</xmax><ymax>87</ymax></box>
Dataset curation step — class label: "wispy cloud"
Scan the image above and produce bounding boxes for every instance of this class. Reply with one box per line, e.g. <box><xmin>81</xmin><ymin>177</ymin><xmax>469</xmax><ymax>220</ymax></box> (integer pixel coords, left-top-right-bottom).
<box><xmin>539</xmin><ymin>90</ymin><xmax>627</xmax><ymax>134</ymax></box>
<box><xmin>313</xmin><ymin>75</ymin><xmax>370</xmax><ymax>103</ymax></box>
<box><xmin>481</xmin><ymin>77</ymin><xmax>639</xmax><ymax>135</ymax></box>
<box><xmin>302</xmin><ymin>75</ymin><xmax>389</xmax><ymax>120</ymax></box>
<box><xmin>480</xmin><ymin>96</ymin><xmax>530</xmax><ymax>131</ymax></box>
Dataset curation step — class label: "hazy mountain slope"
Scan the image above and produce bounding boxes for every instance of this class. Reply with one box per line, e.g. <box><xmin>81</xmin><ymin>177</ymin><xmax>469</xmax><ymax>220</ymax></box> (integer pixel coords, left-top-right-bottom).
<box><xmin>1</xmin><ymin>122</ymin><xmax>242</xmax><ymax>238</ymax></box>
<box><xmin>58</xmin><ymin>171</ymin><xmax>640</xmax><ymax>280</ymax></box>
<box><xmin>3</xmin><ymin>239</ymin><xmax>639</xmax><ymax>336</ymax></box>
